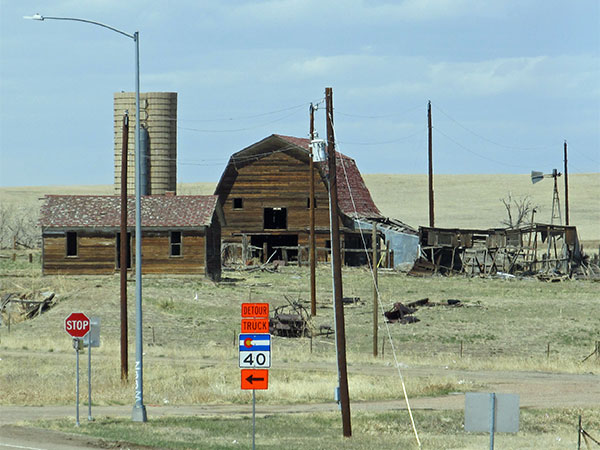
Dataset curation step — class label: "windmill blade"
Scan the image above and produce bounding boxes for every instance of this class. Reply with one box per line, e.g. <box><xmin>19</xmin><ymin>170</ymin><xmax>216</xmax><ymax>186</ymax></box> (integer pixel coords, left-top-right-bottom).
<box><xmin>531</xmin><ymin>170</ymin><xmax>544</xmax><ymax>184</ymax></box>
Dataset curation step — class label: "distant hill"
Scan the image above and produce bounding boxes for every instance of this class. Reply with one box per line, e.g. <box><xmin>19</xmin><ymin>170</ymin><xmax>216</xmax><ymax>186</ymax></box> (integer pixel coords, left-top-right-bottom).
<box><xmin>1</xmin><ymin>174</ymin><xmax>597</xmax><ymax>248</ymax></box>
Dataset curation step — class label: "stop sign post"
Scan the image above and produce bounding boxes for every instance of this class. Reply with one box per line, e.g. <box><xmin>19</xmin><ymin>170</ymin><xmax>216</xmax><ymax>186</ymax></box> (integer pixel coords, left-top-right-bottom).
<box><xmin>65</xmin><ymin>312</ymin><xmax>90</xmax><ymax>427</ymax></box>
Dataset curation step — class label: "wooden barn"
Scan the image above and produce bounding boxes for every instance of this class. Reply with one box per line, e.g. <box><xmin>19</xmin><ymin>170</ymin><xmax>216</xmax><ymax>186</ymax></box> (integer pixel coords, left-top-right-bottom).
<box><xmin>40</xmin><ymin>194</ymin><xmax>223</xmax><ymax>279</ymax></box>
<box><xmin>214</xmin><ymin>134</ymin><xmax>395</xmax><ymax>265</ymax></box>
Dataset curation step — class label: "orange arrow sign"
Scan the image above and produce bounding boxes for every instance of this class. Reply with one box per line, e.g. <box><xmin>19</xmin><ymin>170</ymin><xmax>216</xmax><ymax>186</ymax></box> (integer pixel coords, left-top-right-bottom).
<box><xmin>241</xmin><ymin>369</ymin><xmax>268</xmax><ymax>390</ymax></box>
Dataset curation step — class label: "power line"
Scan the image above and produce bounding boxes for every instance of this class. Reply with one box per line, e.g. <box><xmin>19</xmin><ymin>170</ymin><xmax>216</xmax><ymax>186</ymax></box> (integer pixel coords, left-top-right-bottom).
<box><xmin>177</xmin><ymin>109</ymin><xmax>304</xmax><ymax>133</ymax></box>
<box><xmin>338</xmin><ymin>128</ymin><xmax>425</xmax><ymax>146</ymax></box>
<box><xmin>432</xmin><ymin>102</ymin><xmax>550</xmax><ymax>152</ymax></box>
<box><xmin>329</xmin><ymin>112</ymin><xmax>422</xmax><ymax>448</ymax></box>
<box><xmin>433</xmin><ymin>126</ymin><xmax>529</xmax><ymax>170</ymax></box>
<box><xmin>335</xmin><ymin>104</ymin><xmax>422</xmax><ymax>119</ymax></box>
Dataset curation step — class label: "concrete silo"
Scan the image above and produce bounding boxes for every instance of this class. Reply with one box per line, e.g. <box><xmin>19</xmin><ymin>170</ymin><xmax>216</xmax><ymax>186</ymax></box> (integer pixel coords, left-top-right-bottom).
<box><xmin>113</xmin><ymin>92</ymin><xmax>177</xmax><ymax>195</ymax></box>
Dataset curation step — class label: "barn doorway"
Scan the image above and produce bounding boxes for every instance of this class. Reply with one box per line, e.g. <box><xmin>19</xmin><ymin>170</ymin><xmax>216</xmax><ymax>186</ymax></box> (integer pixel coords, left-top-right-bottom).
<box><xmin>251</xmin><ymin>234</ymin><xmax>298</xmax><ymax>262</ymax></box>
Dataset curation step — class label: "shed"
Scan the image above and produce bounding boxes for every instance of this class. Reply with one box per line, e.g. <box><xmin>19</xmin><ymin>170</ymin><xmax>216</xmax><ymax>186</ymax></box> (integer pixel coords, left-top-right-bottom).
<box><xmin>40</xmin><ymin>195</ymin><xmax>223</xmax><ymax>279</ymax></box>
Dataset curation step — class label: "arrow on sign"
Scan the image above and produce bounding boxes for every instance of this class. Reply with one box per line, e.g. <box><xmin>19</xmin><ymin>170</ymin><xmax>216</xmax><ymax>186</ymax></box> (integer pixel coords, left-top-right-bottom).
<box><xmin>241</xmin><ymin>369</ymin><xmax>268</xmax><ymax>390</ymax></box>
<box><xmin>246</xmin><ymin>373</ymin><xmax>265</xmax><ymax>384</ymax></box>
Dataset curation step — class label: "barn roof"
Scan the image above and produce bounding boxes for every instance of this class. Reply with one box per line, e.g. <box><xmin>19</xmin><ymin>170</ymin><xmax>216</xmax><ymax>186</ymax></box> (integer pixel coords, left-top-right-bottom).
<box><xmin>218</xmin><ymin>134</ymin><xmax>382</xmax><ymax>220</ymax></box>
<box><xmin>40</xmin><ymin>195</ymin><xmax>220</xmax><ymax>229</ymax></box>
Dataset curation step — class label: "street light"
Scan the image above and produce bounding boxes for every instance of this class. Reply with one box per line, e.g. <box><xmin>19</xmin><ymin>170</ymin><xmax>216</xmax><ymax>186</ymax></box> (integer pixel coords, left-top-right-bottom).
<box><xmin>24</xmin><ymin>13</ymin><xmax>147</xmax><ymax>423</ymax></box>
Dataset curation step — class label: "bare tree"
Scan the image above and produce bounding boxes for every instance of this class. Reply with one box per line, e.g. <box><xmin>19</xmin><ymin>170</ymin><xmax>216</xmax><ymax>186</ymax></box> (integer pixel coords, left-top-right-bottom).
<box><xmin>501</xmin><ymin>193</ymin><xmax>536</xmax><ymax>229</ymax></box>
<box><xmin>0</xmin><ymin>203</ymin><xmax>41</xmax><ymax>249</ymax></box>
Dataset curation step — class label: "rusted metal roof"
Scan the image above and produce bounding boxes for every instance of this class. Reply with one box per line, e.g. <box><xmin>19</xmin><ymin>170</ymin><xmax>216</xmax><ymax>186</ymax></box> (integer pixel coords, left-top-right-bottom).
<box><xmin>40</xmin><ymin>195</ymin><xmax>219</xmax><ymax>229</ymax></box>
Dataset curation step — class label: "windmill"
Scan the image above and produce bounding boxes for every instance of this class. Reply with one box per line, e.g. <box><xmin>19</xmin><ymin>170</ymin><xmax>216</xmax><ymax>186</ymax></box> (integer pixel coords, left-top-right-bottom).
<box><xmin>531</xmin><ymin>169</ymin><xmax>562</xmax><ymax>225</ymax></box>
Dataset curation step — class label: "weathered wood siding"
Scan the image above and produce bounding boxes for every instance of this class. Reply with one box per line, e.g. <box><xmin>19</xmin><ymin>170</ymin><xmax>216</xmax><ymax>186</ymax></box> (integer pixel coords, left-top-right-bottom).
<box><xmin>43</xmin><ymin>229</ymin><xmax>217</xmax><ymax>276</ymax></box>
<box><xmin>221</xmin><ymin>152</ymin><xmax>331</xmax><ymax>239</ymax></box>
<box><xmin>140</xmin><ymin>231</ymin><xmax>205</xmax><ymax>275</ymax></box>
<box><xmin>43</xmin><ymin>232</ymin><xmax>115</xmax><ymax>275</ymax></box>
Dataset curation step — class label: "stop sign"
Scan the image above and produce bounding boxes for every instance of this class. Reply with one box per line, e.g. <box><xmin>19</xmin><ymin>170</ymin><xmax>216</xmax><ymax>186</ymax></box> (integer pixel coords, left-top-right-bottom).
<box><xmin>65</xmin><ymin>312</ymin><xmax>90</xmax><ymax>338</ymax></box>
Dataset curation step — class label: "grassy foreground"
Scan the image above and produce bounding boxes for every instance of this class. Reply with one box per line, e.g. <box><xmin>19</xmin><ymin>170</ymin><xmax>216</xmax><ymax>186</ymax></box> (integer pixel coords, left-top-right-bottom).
<box><xmin>1</xmin><ymin>253</ymin><xmax>599</xmax><ymax>448</ymax></box>
<box><xmin>31</xmin><ymin>408</ymin><xmax>600</xmax><ymax>449</ymax></box>
<box><xmin>1</xmin><ymin>253</ymin><xmax>598</xmax><ymax>406</ymax></box>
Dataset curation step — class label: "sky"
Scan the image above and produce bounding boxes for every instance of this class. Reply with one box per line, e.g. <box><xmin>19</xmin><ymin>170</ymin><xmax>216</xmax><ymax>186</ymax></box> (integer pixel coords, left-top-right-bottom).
<box><xmin>1</xmin><ymin>0</ymin><xmax>599</xmax><ymax>187</ymax></box>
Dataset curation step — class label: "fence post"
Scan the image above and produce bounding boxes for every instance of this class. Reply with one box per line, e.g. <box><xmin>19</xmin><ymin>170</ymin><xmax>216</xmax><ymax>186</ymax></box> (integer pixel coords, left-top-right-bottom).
<box><xmin>547</xmin><ymin>342</ymin><xmax>550</xmax><ymax>359</ymax></box>
<box><xmin>460</xmin><ymin>341</ymin><xmax>463</xmax><ymax>358</ymax></box>
<box><xmin>578</xmin><ymin>415</ymin><xmax>582</xmax><ymax>450</ymax></box>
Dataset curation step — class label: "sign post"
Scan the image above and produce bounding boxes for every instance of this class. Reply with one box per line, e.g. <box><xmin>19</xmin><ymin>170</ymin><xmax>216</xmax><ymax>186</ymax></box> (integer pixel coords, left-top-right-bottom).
<box><xmin>65</xmin><ymin>312</ymin><xmax>90</xmax><ymax>427</ymax></box>
<box><xmin>83</xmin><ymin>317</ymin><xmax>100</xmax><ymax>421</ymax></box>
<box><xmin>239</xmin><ymin>303</ymin><xmax>270</xmax><ymax>450</ymax></box>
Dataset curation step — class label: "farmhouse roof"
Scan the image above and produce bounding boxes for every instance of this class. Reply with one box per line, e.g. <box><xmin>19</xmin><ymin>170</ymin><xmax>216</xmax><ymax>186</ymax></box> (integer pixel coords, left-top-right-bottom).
<box><xmin>218</xmin><ymin>134</ymin><xmax>382</xmax><ymax>219</ymax></box>
<box><xmin>40</xmin><ymin>195</ymin><xmax>220</xmax><ymax>229</ymax></box>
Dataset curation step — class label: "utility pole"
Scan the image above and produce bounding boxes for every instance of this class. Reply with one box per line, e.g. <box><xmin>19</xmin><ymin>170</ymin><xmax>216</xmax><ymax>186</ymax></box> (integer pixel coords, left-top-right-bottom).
<box><xmin>309</xmin><ymin>103</ymin><xmax>317</xmax><ymax>317</ymax></box>
<box><xmin>428</xmin><ymin>101</ymin><xmax>435</xmax><ymax>227</ymax></box>
<box><xmin>564</xmin><ymin>140</ymin><xmax>569</xmax><ymax>226</ymax></box>
<box><xmin>120</xmin><ymin>111</ymin><xmax>129</xmax><ymax>382</ymax></box>
<box><xmin>372</xmin><ymin>224</ymin><xmax>378</xmax><ymax>357</ymax></box>
<box><xmin>325</xmin><ymin>87</ymin><xmax>352</xmax><ymax>438</ymax></box>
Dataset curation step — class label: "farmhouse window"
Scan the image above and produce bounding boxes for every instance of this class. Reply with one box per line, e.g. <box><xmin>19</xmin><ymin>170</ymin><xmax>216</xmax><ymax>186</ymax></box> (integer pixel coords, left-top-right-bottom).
<box><xmin>66</xmin><ymin>231</ymin><xmax>78</xmax><ymax>257</ymax></box>
<box><xmin>170</xmin><ymin>231</ymin><xmax>182</xmax><ymax>257</ymax></box>
<box><xmin>233</xmin><ymin>198</ymin><xmax>243</xmax><ymax>209</ymax></box>
<box><xmin>264</xmin><ymin>207</ymin><xmax>287</xmax><ymax>230</ymax></box>
<box><xmin>306</xmin><ymin>197</ymin><xmax>317</xmax><ymax>209</ymax></box>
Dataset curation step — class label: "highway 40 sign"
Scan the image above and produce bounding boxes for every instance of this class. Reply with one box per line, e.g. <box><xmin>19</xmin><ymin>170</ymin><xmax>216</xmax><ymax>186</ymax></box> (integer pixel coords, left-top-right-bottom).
<box><xmin>239</xmin><ymin>333</ymin><xmax>271</xmax><ymax>368</ymax></box>
<box><xmin>65</xmin><ymin>312</ymin><xmax>90</xmax><ymax>338</ymax></box>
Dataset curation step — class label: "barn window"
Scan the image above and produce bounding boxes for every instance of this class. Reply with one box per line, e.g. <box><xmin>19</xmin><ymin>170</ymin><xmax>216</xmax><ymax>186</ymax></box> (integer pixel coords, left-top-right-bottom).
<box><xmin>233</xmin><ymin>198</ymin><xmax>243</xmax><ymax>209</ymax></box>
<box><xmin>307</xmin><ymin>197</ymin><xmax>317</xmax><ymax>209</ymax></box>
<box><xmin>170</xmin><ymin>231</ymin><xmax>182</xmax><ymax>257</ymax></box>
<box><xmin>264</xmin><ymin>207</ymin><xmax>287</xmax><ymax>229</ymax></box>
<box><xmin>66</xmin><ymin>232</ymin><xmax>78</xmax><ymax>257</ymax></box>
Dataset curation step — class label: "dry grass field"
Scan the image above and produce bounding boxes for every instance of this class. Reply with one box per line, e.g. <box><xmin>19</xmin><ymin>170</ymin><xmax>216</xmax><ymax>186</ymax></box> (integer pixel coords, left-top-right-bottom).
<box><xmin>0</xmin><ymin>175</ymin><xmax>599</xmax><ymax>448</ymax></box>
<box><xmin>1</xmin><ymin>252</ymin><xmax>599</xmax><ymax>448</ymax></box>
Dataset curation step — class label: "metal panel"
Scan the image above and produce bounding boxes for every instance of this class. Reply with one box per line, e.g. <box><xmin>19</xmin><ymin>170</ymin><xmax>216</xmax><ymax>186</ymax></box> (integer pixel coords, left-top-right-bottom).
<box><xmin>465</xmin><ymin>392</ymin><xmax>519</xmax><ymax>433</ymax></box>
<box><xmin>83</xmin><ymin>317</ymin><xmax>101</xmax><ymax>348</ymax></box>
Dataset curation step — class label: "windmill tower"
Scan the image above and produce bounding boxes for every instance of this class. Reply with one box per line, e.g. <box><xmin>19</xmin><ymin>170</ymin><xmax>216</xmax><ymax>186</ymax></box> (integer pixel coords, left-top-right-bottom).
<box><xmin>531</xmin><ymin>169</ymin><xmax>562</xmax><ymax>225</ymax></box>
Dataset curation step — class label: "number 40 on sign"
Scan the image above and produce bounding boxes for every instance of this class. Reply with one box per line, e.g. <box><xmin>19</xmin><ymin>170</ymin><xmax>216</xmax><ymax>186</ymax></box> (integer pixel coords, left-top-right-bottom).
<box><xmin>239</xmin><ymin>333</ymin><xmax>271</xmax><ymax>368</ymax></box>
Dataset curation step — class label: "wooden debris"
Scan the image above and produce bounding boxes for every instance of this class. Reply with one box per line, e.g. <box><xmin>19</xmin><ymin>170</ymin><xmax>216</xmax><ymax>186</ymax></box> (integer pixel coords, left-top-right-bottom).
<box><xmin>0</xmin><ymin>291</ymin><xmax>57</xmax><ymax>323</ymax></box>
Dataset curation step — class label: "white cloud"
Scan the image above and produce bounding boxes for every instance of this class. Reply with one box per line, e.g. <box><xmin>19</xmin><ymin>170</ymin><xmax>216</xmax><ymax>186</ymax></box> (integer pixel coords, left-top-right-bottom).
<box><xmin>228</xmin><ymin>0</ymin><xmax>508</xmax><ymax>23</ymax></box>
<box><xmin>288</xmin><ymin>54</ymin><xmax>385</xmax><ymax>78</ymax></box>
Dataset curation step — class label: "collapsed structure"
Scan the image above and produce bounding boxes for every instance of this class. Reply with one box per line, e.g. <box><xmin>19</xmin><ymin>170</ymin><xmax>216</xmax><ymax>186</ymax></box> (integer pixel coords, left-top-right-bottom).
<box><xmin>414</xmin><ymin>223</ymin><xmax>584</xmax><ymax>276</ymax></box>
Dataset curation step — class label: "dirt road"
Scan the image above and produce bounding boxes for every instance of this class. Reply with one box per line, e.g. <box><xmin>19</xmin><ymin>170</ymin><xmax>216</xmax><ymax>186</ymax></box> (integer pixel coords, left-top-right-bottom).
<box><xmin>1</xmin><ymin>367</ymin><xmax>598</xmax><ymax>449</ymax></box>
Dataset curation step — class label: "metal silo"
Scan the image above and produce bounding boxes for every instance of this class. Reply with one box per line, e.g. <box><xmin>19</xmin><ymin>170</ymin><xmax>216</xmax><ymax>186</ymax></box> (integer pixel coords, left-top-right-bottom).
<box><xmin>114</xmin><ymin>92</ymin><xmax>177</xmax><ymax>195</ymax></box>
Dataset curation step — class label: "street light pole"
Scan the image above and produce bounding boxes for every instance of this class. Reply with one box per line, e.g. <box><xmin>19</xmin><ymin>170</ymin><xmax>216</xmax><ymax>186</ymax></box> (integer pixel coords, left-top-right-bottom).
<box><xmin>24</xmin><ymin>13</ymin><xmax>147</xmax><ymax>422</ymax></box>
